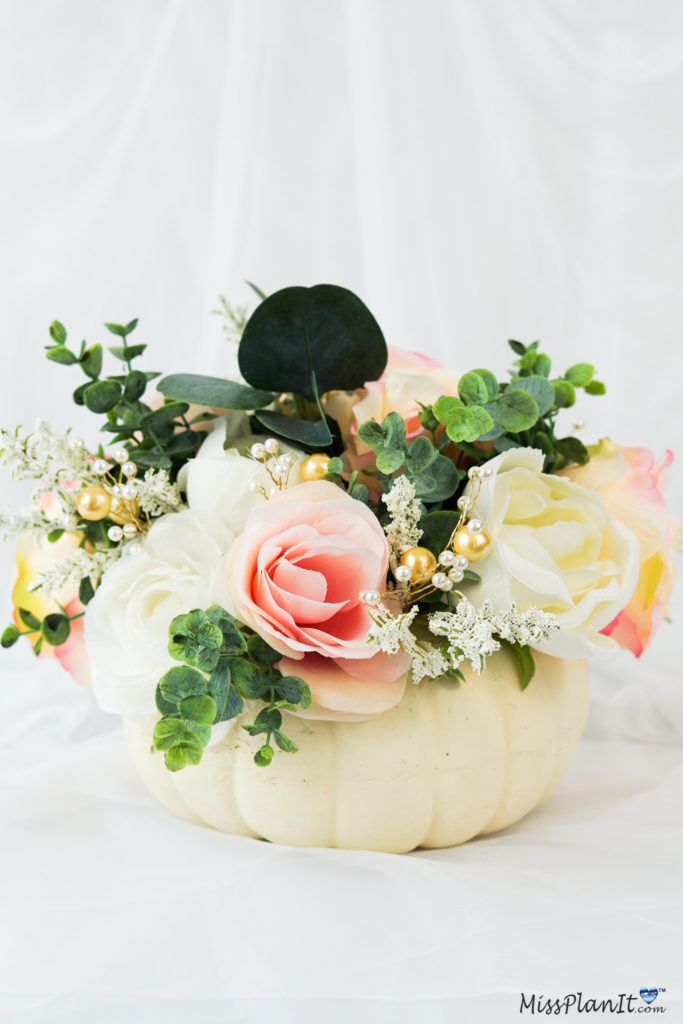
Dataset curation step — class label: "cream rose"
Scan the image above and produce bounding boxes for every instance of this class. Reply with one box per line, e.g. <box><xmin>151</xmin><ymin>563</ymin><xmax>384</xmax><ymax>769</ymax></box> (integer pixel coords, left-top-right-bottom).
<box><xmin>84</xmin><ymin>510</ymin><xmax>225</xmax><ymax>718</ymax></box>
<box><xmin>470</xmin><ymin>448</ymin><xmax>640</xmax><ymax>658</ymax></box>
<box><xmin>180</xmin><ymin>417</ymin><xmax>304</xmax><ymax>538</ymax></box>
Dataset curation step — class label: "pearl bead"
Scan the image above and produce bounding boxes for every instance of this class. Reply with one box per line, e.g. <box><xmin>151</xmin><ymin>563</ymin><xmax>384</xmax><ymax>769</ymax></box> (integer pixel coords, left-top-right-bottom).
<box><xmin>122</xmin><ymin>461</ymin><xmax>137</xmax><ymax>478</ymax></box>
<box><xmin>467</xmin><ymin>466</ymin><xmax>480</xmax><ymax>479</ymax></box>
<box><xmin>273</xmin><ymin>463</ymin><xmax>289</xmax><ymax>478</ymax></box>
<box><xmin>399</xmin><ymin>546</ymin><xmax>438</xmax><ymax>584</ymax></box>
<box><xmin>278</xmin><ymin>453</ymin><xmax>295</xmax><ymax>469</ymax></box>
<box><xmin>92</xmin><ymin>459</ymin><xmax>110</xmax><ymax>475</ymax></box>
<box><xmin>362</xmin><ymin>589</ymin><xmax>381</xmax><ymax>606</ymax></box>
<box><xmin>573</xmin><ymin>419</ymin><xmax>585</xmax><ymax>430</ymax></box>
<box><xmin>61</xmin><ymin>515</ymin><xmax>79</xmax><ymax>530</ymax></box>
<box><xmin>124</xmin><ymin>541</ymin><xmax>144</xmax><ymax>556</ymax></box>
<box><xmin>69</xmin><ymin>438</ymin><xmax>85</xmax><ymax>450</ymax></box>
<box><xmin>395</xmin><ymin>565</ymin><xmax>412</xmax><ymax>584</ymax></box>
<box><xmin>468</xmin><ymin>518</ymin><xmax>483</xmax><ymax>534</ymax></box>
<box><xmin>457</xmin><ymin>496</ymin><xmax>472</xmax><ymax>511</ymax></box>
<box><xmin>120</xmin><ymin>485</ymin><xmax>136</xmax><ymax>500</ymax></box>
<box><xmin>76</xmin><ymin>485</ymin><xmax>112</xmax><ymax>522</ymax></box>
<box><xmin>107</xmin><ymin>525</ymin><xmax>124</xmax><ymax>542</ymax></box>
<box><xmin>122</xmin><ymin>522</ymin><xmax>138</xmax><ymax>536</ymax></box>
<box><xmin>439</xmin><ymin>550</ymin><xmax>455</xmax><ymax>566</ymax></box>
<box><xmin>264</xmin><ymin>438</ymin><xmax>279</xmax><ymax>455</ymax></box>
<box><xmin>448</xmin><ymin>568</ymin><xmax>464</xmax><ymax>582</ymax></box>
<box><xmin>250</xmin><ymin>442</ymin><xmax>266</xmax><ymax>460</ymax></box>
<box><xmin>479</xmin><ymin>466</ymin><xmax>493</xmax><ymax>478</ymax></box>
<box><xmin>452</xmin><ymin>526</ymin><xmax>492</xmax><ymax>562</ymax></box>
<box><xmin>248</xmin><ymin>480</ymin><xmax>263</xmax><ymax>494</ymax></box>
<box><xmin>300</xmin><ymin>453</ymin><xmax>330</xmax><ymax>482</ymax></box>
<box><xmin>454</xmin><ymin>554</ymin><xmax>469</xmax><ymax>569</ymax></box>
<box><xmin>432</xmin><ymin>572</ymin><xmax>448</xmax><ymax>589</ymax></box>
<box><xmin>268</xmin><ymin>485</ymin><xmax>278</xmax><ymax>498</ymax></box>
<box><xmin>112</xmin><ymin>484</ymin><xmax>124</xmax><ymax>497</ymax></box>
<box><xmin>113</xmin><ymin>448</ymin><xmax>129</xmax><ymax>464</ymax></box>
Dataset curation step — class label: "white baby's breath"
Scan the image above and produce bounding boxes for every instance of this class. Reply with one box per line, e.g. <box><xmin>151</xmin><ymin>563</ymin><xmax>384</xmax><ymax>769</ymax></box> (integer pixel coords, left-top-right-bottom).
<box><xmin>136</xmin><ymin>469</ymin><xmax>184</xmax><ymax>517</ymax></box>
<box><xmin>381</xmin><ymin>475</ymin><xmax>423</xmax><ymax>568</ymax></box>
<box><xmin>367</xmin><ymin>605</ymin><xmax>449</xmax><ymax>684</ymax></box>
<box><xmin>28</xmin><ymin>547</ymin><xmax>122</xmax><ymax>595</ymax></box>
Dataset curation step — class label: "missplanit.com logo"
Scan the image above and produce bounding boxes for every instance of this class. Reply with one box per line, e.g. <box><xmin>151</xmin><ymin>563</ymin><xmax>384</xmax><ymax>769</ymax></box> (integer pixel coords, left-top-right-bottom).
<box><xmin>519</xmin><ymin>988</ymin><xmax>667</xmax><ymax>1015</ymax></box>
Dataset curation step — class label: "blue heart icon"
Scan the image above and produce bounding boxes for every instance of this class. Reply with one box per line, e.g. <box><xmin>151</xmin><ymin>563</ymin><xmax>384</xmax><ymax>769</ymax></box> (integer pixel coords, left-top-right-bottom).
<box><xmin>640</xmin><ymin>989</ymin><xmax>658</xmax><ymax>1005</ymax></box>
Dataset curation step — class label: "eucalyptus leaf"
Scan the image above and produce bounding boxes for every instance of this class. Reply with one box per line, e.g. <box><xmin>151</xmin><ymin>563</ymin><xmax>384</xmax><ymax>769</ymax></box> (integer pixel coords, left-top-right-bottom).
<box><xmin>253</xmin><ymin>410</ymin><xmax>333</xmax><ymax>447</ymax></box>
<box><xmin>84</xmin><ymin>380</ymin><xmax>123</xmax><ymax>414</ymax></box>
<box><xmin>565</xmin><ymin>363</ymin><xmax>594</xmax><ymax>387</ymax></box>
<box><xmin>46</xmin><ymin>346</ymin><xmax>77</xmax><ymax>366</ymax></box>
<box><xmin>238</xmin><ymin>284</ymin><xmax>387</xmax><ymax>399</ymax></box>
<box><xmin>493</xmin><ymin>388</ymin><xmax>539</xmax><ymax>432</ymax></box>
<box><xmin>158</xmin><ymin>373</ymin><xmax>275</xmax><ymax>411</ymax></box>
<box><xmin>458</xmin><ymin>371</ymin><xmax>490</xmax><ymax>406</ymax></box>
<box><xmin>508</xmin><ymin>375</ymin><xmax>554</xmax><ymax>416</ymax></box>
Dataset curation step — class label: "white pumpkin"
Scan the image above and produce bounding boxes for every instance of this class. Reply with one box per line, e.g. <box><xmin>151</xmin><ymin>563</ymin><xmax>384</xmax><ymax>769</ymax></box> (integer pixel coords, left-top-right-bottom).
<box><xmin>125</xmin><ymin>648</ymin><xmax>589</xmax><ymax>853</ymax></box>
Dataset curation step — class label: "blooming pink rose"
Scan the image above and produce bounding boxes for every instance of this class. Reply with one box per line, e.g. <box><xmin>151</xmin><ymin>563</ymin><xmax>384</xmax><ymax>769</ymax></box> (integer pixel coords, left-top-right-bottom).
<box><xmin>562</xmin><ymin>441</ymin><xmax>678</xmax><ymax>657</ymax></box>
<box><xmin>211</xmin><ymin>480</ymin><xmax>409</xmax><ymax>715</ymax></box>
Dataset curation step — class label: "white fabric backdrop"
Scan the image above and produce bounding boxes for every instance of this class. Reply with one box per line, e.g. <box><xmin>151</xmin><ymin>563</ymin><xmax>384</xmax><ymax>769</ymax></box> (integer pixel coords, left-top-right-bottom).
<box><xmin>1</xmin><ymin>1</ymin><xmax>682</xmax><ymax>1020</ymax></box>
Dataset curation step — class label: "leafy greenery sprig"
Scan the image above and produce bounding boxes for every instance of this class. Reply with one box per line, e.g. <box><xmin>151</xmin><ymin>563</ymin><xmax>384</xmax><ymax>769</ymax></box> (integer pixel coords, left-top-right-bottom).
<box><xmin>45</xmin><ymin>318</ymin><xmax>206</xmax><ymax>479</ymax></box>
<box><xmin>357</xmin><ymin>412</ymin><xmax>462</xmax><ymax>503</ymax></box>
<box><xmin>152</xmin><ymin>605</ymin><xmax>311</xmax><ymax>771</ymax></box>
<box><xmin>426</xmin><ymin>340</ymin><xmax>605</xmax><ymax>473</ymax></box>
<box><xmin>1</xmin><ymin>603</ymin><xmax>84</xmax><ymax>653</ymax></box>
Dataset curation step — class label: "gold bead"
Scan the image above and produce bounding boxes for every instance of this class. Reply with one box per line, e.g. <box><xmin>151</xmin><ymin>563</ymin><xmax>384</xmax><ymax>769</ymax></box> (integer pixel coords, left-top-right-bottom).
<box><xmin>300</xmin><ymin>453</ymin><xmax>330</xmax><ymax>482</ymax></box>
<box><xmin>452</xmin><ymin>526</ymin><xmax>492</xmax><ymax>562</ymax></box>
<box><xmin>75</xmin><ymin>485</ymin><xmax>112</xmax><ymax>521</ymax></box>
<box><xmin>399</xmin><ymin>546</ymin><xmax>438</xmax><ymax>584</ymax></box>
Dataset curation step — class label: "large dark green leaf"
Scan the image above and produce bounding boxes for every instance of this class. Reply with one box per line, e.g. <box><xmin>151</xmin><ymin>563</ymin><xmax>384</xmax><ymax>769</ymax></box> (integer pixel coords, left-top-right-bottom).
<box><xmin>238</xmin><ymin>284</ymin><xmax>387</xmax><ymax>399</ymax></box>
<box><xmin>253</xmin><ymin>410</ymin><xmax>333</xmax><ymax>447</ymax></box>
<box><xmin>157</xmin><ymin>373</ymin><xmax>275</xmax><ymax>411</ymax></box>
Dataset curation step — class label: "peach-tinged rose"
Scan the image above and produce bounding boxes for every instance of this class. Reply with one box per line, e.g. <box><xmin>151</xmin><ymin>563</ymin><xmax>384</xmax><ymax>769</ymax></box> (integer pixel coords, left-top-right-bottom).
<box><xmin>562</xmin><ymin>441</ymin><xmax>678</xmax><ymax>657</ymax></box>
<box><xmin>211</xmin><ymin>480</ymin><xmax>409</xmax><ymax>715</ymax></box>
<box><xmin>13</xmin><ymin>531</ymin><xmax>90</xmax><ymax>686</ymax></box>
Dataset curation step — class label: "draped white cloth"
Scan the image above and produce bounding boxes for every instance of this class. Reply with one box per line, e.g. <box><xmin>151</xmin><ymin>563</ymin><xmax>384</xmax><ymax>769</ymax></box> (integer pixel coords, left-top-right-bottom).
<box><xmin>1</xmin><ymin>1</ymin><xmax>682</xmax><ymax>1020</ymax></box>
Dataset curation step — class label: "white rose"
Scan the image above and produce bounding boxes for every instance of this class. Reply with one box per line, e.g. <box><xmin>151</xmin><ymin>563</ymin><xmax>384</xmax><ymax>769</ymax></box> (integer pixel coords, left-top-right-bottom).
<box><xmin>470</xmin><ymin>448</ymin><xmax>639</xmax><ymax>658</ymax></box>
<box><xmin>85</xmin><ymin>510</ymin><xmax>225</xmax><ymax>719</ymax></box>
<box><xmin>180</xmin><ymin>417</ymin><xmax>305</xmax><ymax>537</ymax></box>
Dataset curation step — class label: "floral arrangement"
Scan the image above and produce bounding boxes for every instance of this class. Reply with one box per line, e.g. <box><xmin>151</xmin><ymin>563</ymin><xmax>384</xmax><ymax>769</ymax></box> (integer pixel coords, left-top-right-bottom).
<box><xmin>1</xmin><ymin>285</ymin><xmax>677</xmax><ymax>773</ymax></box>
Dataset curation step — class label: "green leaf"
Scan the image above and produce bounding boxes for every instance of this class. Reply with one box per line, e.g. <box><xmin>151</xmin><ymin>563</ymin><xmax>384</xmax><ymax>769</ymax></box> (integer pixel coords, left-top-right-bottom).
<box><xmin>565</xmin><ymin>363</ymin><xmax>594</xmax><ymax>387</ymax></box>
<box><xmin>253</xmin><ymin>410</ymin><xmax>333</xmax><ymax>447</ymax></box>
<box><xmin>159</xmin><ymin>665</ymin><xmax>207</xmax><ymax>705</ymax></box>
<box><xmin>508</xmin><ymin>339</ymin><xmax>526</xmax><ymax>356</ymax></box>
<box><xmin>84</xmin><ymin>379</ymin><xmax>123</xmax><ymax>413</ymax></box>
<box><xmin>254</xmin><ymin>745</ymin><xmax>274</xmax><ymax>766</ymax></box>
<box><xmin>254</xmin><ymin>706</ymin><xmax>283</xmax><ymax>730</ymax></box>
<box><xmin>80</xmin><ymin>345</ymin><xmax>103</xmax><ymax>379</ymax></box>
<box><xmin>493</xmin><ymin>436</ymin><xmax>523</xmax><ymax>454</ymax></box>
<box><xmin>245</xmin><ymin>280</ymin><xmax>267</xmax><ymax>301</ymax></box>
<box><xmin>556</xmin><ymin>436</ymin><xmax>590</xmax><ymax>465</ymax></box>
<box><xmin>356</xmin><ymin>420</ymin><xmax>385</xmax><ymax>448</ymax></box>
<box><xmin>230</xmin><ymin>658</ymin><xmax>272</xmax><ymax>699</ymax></box>
<box><xmin>155</xmin><ymin>684</ymin><xmax>178</xmax><ymax>717</ymax></box>
<box><xmin>275</xmin><ymin>676</ymin><xmax>312</xmax><ymax>708</ymax></box>
<box><xmin>46</xmin><ymin>346</ymin><xmax>77</xmax><ymax>366</ymax></box>
<box><xmin>164</xmin><ymin>744</ymin><xmax>201</xmax><ymax>772</ymax></box>
<box><xmin>506</xmin><ymin>641</ymin><xmax>536</xmax><ymax>691</ymax></box>
<box><xmin>418</xmin><ymin>510</ymin><xmax>459</xmax><ymax>558</ymax></box>
<box><xmin>205</xmin><ymin>606</ymin><xmax>248</xmax><ymax>655</ymax></box>
<box><xmin>105</xmin><ymin>321</ymin><xmax>137</xmax><ymax>337</ymax></box>
<box><xmin>585</xmin><ymin>380</ymin><xmax>606</xmax><ymax>395</ymax></box>
<box><xmin>273</xmin><ymin>730</ymin><xmax>298</xmax><ymax>753</ymax></box>
<box><xmin>410</xmin><ymin>455</ymin><xmax>461</xmax><ymax>502</ymax></box>
<box><xmin>471</xmin><ymin>368</ymin><xmax>499</xmax><ymax>399</ymax></box>
<box><xmin>552</xmin><ymin>379</ymin><xmax>576</xmax><ymax>408</ymax></box>
<box><xmin>493</xmin><ymin>388</ymin><xmax>539</xmax><ymax>432</ymax></box>
<box><xmin>458</xmin><ymin>371</ymin><xmax>490</xmax><ymax>406</ymax></box>
<box><xmin>78</xmin><ymin>576</ymin><xmax>95</xmax><ymax>606</ymax></box>
<box><xmin>171</xmin><ymin>610</ymin><xmax>223</xmax><ymax>673</ymax></box>
<box><xmin>507</xmin><ymin>375</ymin><xmax>555</xmax><ymax>417</ymax></box>
<box><xmin>238</xmin><ymin>284</ymin><xmax>388</xmax><ymax>399</ymax></box>
<box><xmin>1</xmin><ymin>625</ymin><xmax>20</xmax><ymax>648</ymax></box>
<box><xmin>108</xmin><ymin>343</ymin><xmax>147</xmax><ymax>361</ymax></box>
<box><xmin>404</xmin><ymin>435</ymin><xmax>436</xmax><ymax>474</ymax></box>
<box><xmin>123</xmin><ymin>370</ymin><xmax>147</xmax><ymax>402</ymax></box>
<box><xmin>375</xmin><ymin>447</ymin><xmax>405</xmax><ymax>474</ymax></box>
<box><xmin>18</xmin><ymin>608</ymin><xmax>41</xmax><ymax>631</ymax></box>
<box><xmin>49</xmin><ymin>320</ymin><xmax>67</xmax><ymax>344</ymax></box>
<box><xmin>42</xmin><ymin>613</ymin><xmax>70</xmax><ymax>646</ymax></box>
<box><xmin>466</xmin><ymin>405</ymin><xmax>495</xmax><ymax>438</ymax></box>
<box><xmin>382</xmin><ymin>411</ymin><xmax>407</xmax><ymax>449</ymax></box>
<box><xmin>247</xmin><ymin>633</ymin><xmax>281</xmax><ymax>667</ymax></box>
<box><xmin>178</xmin><ymin>694</ymin><xmax>217</xmax><ymax>725</ymax></box>
<box><xmin>349</xmin><ymin>482</ymin><xmax>370</xmax><ymax>503</ymax></box>
<box><xmin>207</xmin><ymin>662</ymin><xmax>244</xmax><ymax>722</ymax></box>
<box><xmin>72</xmin><ymin>382</ymin><xmax>89</xmax><ymax>406</ymax></box>
<box><xmin>157</xmin><ymin>373</ymin><xmax>275</xmax><ymax>411</ymax></box>
<box><xmin>326</xmin><ymin>456</ymin><xmax>344</xmax><ymax>475</ymax></box>
<box><xmin>533</xmin><ymin>353</ymin><xmax>551</xmax><ymax>377</ymax></box>
<box><xmin>47</xmin><ymin>528</ymin><xmax>64</xmax><ymax>543</ymax></box>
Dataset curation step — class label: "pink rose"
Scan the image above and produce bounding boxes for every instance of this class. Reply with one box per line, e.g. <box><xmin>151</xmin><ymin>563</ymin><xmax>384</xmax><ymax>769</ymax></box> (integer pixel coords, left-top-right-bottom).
<box><xmin>212</xmin><ymin>480</ymin><xmax>409</xmax><ymax>715</ymax></box>
<box><xmin>562</xmin><ymin>441</ymin><xmax>678</xmax><ymax>657</ymax></box>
